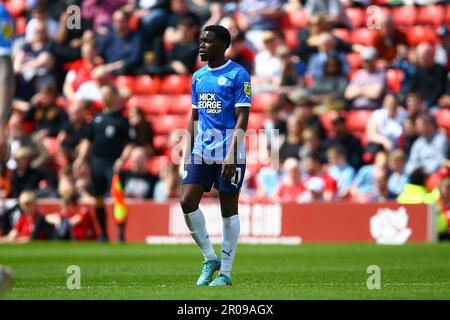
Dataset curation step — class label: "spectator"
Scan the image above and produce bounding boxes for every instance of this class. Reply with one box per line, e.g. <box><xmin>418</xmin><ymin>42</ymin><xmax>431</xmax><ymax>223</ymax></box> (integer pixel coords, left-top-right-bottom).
<box><xmin>326</xmin><ymin>144</ymin><xmax>355</xmax><ymax>199</ymax></box>
<box><xmin>118</xmin><ymin>147</ymin><xmax>159</xmax><ymax>199</ymax></box>
<box><xmin>63</xmin><ymin>40</ymin><xmax>104</xmax><ymax>100</ymax></box>
<box><xmin>438</xmin><ymin>78</ymin><xmax>450</xmax><ymax>109</ymax></box>
<box><xmin>400</xmin><ymin>115</ymin><xmax>418</xmax><ymax>158</ymax></box>
<box><xmin>57</xmin><ymin>100</ymin><xmax>92</xmax><ymax>164</ymax></box>
<box><xmin>164</xmin><ymin>0</ymin><xmax>201</xmax><ymax>47</ymax></box>
<box><xmin>45</xmin><ymin>183</ymin><xmax>96</xmax><ymax>241</ymax></box>
<box><xmin>256</xmin><ymin>159</ymin><xmax>282</xmax><ymax>198</ymax></box>
<box><xmin>306</xmin><ymin>32</ymin><xmax>349</xmax><ymax>81</ymax></box>
<box><xmin>387</xmin><ymin>149</ymin><xmax>408</xmax><ymax>197</ymax></box>
<box><xmin>365</xmin><ymin>168</ymin><xmax>396</xmax><ymax>203</ymax></box>
<box><xmin>74</xmin><ymin>85</ymin><xmax>136</xmax><ymax>241</ymax></box>
<box><xmin>365</xmin><ymin>93</ymin><xmax>407</xmax><ymax>154</ymax></box>
<box><xmin>154</xmin><ymin>162</ymin><xmax>181</xmax><ymax>201</ymax></box>
<box><xmin>275</xmin><ymin>157</ymin><xmax>303</xmax><ymax>202</ymax></box>
<box><xmin>350</xmin><ymin>150</ymin><xmax>388</xmax><ymax>200</ymax></box>
<box><xmin>0</xmin><ymin>191</ymin><xmax>40</xmax><ymax>243</ymax></box>
<box><xmin>22</xmin><ymin>83</ymin><xmax>69</xmax><ymax>139</ymax></box>
<box><xmin>408</xmin><ymin>43</ymin><xmax>448</xmax><ymax>109</ymax></box>
<box><xmin>82</xmin><ymin>0</ymin><xmax>128</xmax><ymax>31</ymax></box>
<box><xmin>292</xmin><ymin>95</ymin><xmax>327</xmax><ymax>140</ymax></box>
<box><xmin>128</xmin><ymin>107</ymin><xmax>155</xmax><ymax>157</ymax></box>
<box><xmin>299</xmin><ymin>152</ymin><xmax>337</xmax><ymax>202</ymax></box>
<box><xmin>323</xmin><ymin>115</ymin><xmax>363</xmax><ymax>170</ymax></box>
<box><xmin>253</xmin><ymin>31</ymin><xmax>283</xmax><ymax>89</ymax></box>
<box><xmin>238</xmin><ymin>0</ymin><xmax>283</xmax><ymax>51</ymax></box>
<box><xmin>307</xmin><ymin>56</ymin><xmax>348</xmax><ymax>111</ymax></box>
<box><xmin>435</xmin><ymin>25</ymin><xmax>450</xmax><ymax>70</ymax></box>
<box><xmin>225</xmin><ymin>31</ymin><xmax>254</xmax><ymax>74</ymax></box>
<box><xmin>304</xmin><ymin>0</ymin><xmax>350</xmax><ymax>28</ymax></box>
<box><xmin>436</xmin><ymin>177</ymin><xmax>450</xmax><ymax>239</ymax></box>
<box><xmin>278</xmin><ymin>114</ymin><xmax>304</xmax><ymax>162</ymax></box>
<box><xmin>392</xmin><ymin>45</ymin><xmax>417</xmax><ymax>100</ymax></box>
<box><xmin>9</xmin><ymin>147</ymin><xmax>45</xmax><ymax>198</ymax></box>
<box><xmin>397</xmin><ymin>167</ymin><xmax>432</xmax><ymax>204</ymax></box>
<box><xmin>299</xmin><ymin>128</ymin><xmax>326</xmax><ymax>162</ymax></box>
<box><xmin>264</xmin><ymin>102</ymin><xmax>287</xmax><ymax>138</ymax></box>
<box><xmin>25</xmin><ymin>3</ymin><xmax>59</xmax><ymax>43</ymax></box>
<box><xmin>405</xmin><ymin>113</ymin><xmax>449</xmax><ymax>175</ymax></box>
<box><xmin>405</xmin><ymin>91</ymin><xmax>425</xmax><ymax>119</ymax></box>
<box><xmin>97</xmin><ymin>9</ymin><xmax>143</xmax><ymax>75</ymax></box>
<box><xmin>345</xmin><ymin>47</ymin><xmax>386</xmax><ymax>110</ymax></box>
<box><xmin>6</xmin><ymin>113</ymin><xmax>50</xmax><ymax>172</ymax></box>
<box><xmin>13</xmin><ymin>20</ymin><xmax>55</xmax><ymax>101</ymax></box>
<box><xmin>139</xmin><ymin>16</ymin><xmax>199</xmax><ymax>76</ymax></box>
<box><xmin>373</xmin><ymin>15</ymin><xmax>407</xmax><ymax>66</ymax></box>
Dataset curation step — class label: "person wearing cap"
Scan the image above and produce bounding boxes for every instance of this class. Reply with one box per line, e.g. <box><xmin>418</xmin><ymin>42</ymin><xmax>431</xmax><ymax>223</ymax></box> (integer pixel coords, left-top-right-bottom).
<box><xmin>435</xmin><ymin>25</ymin><xmax>450</xmax><ymax>70</ymax></box>
<box><xmin>344</xmin><ymin>46</ymin><xmax>386</xmax><ymax>110</ymax></box>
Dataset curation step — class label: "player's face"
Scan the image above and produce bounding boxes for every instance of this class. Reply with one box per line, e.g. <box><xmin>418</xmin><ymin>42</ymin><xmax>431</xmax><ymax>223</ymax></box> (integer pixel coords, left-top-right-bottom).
<box><xmin>199</xmin><ymin>31</ymin><xmax>224</xmax><ymax>61</ymax></box>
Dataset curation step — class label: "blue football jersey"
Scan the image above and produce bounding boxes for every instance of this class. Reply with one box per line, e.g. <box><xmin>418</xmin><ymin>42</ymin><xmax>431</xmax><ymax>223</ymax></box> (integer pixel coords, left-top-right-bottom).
<box><xmin>191</xmin><ymin>60</ymin><xmax>251</xmax><ymax>162</ymax></box>
<box><xmin>0</xmin><ymin>4</ymin><xmax>13</xmax><ymax>57</ymax></box>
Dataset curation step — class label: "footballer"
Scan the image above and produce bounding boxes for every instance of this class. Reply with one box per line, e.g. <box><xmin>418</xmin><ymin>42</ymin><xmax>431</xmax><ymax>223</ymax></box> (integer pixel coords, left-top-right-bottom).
<box><xmin>180</xmin><ymin>25</ymin><xmax>251</xmax><ymax>287</ymax></box>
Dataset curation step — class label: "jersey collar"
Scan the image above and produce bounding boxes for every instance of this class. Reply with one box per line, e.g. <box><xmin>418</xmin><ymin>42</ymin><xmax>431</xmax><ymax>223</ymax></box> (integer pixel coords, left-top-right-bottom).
<box><xmin>207</xmin><ymin>59</ymin><xmax>232</xmax><ymax>71</ymax></box>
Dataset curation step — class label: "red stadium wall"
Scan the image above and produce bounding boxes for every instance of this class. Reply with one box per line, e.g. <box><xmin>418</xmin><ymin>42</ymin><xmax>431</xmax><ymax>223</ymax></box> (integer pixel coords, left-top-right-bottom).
<box><xmin>37</xmin><ymin>200</ymin><xmax>436</xmax><ymax>244</ymax></box>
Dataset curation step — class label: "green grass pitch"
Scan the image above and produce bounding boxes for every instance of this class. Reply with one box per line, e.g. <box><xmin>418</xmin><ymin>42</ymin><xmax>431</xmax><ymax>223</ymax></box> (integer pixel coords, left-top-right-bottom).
<box><xmin>1</xmin><ymin>242</ymin><xmax>450</xmax><ymax>300</ymax></box>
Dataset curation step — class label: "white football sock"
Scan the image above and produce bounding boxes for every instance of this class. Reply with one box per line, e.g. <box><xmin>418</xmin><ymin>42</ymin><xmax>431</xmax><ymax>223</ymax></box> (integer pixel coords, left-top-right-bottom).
<box><xmin>184</xmin><ymin>208</ymin><xmax>217</xmax><ymax>261</ymax></box>
<box><xmin>220</xmin><ymin>214</ymin><xmax>240</xmax><ymax>278</ymax></box>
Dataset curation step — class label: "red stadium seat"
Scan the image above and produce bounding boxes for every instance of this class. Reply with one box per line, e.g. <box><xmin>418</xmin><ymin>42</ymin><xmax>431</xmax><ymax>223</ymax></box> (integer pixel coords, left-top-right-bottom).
<box><xmin>252</xmin><ymin>92</ymin><xmax>279</xmax><ymax>113</ymax></box>
<box><xmin>247</xmin><ymin>113</ymin><xmax>267</xmax><ymax>131</ymax></box>
<box><xmin>5</xmin><ymin>0</ymin><xmax>26</xmax><ymax>17</ymax></box>
<box><xmin>446</xmin><ymin>4</ymin><xmax>450</xmax><ymax>24</ymax></box>
<box><xmin>346</xmin><ymin>7</ymin><xmax>365</xmax><ymax>28</ymax></box>
<box><xmin>350</xmin><ymin>28</ymin><xmax>377</xmax><ymax>46</ymax></box>
<box><xmin>386</xmin><ymin>69</ymin><xmax>403</xmax><ymax>94</ymax></box>
<box><xmin>332</xmin><ymin>28</ymin><xmax>351</xmax><ymax>43</ymax></box>
<box><xmin>133</xmin><ymin>75</ymin><xmax>161</xmax><ymax>95</ymax></box>
<box><xmin>406</xmin><ymin>26</ymin><xmax>437</xmax><ymax>46</ymax></box>
<box><xmin>320</xmin><ymin>110</ymin><xmax>341</xmax><ymax>134</ymax></box>
<box><xmin>126</xmin><ymin>95</ymin><xmax>169</xmax><ymax>115</ymax></box>
<box><xmin>434</xmin><ymin>108</ymin><xmax>450</xmax><ymax>136</ymax></box>
<box><xmin>416</xmin><ymin>5</ymin><xmax>445</xmax><ymax>26</ymax></box>
<box><xmin>153</xmin><ymin>134</ymin><xmax>169</xmax><ymax>151</ymax></box>
<box><xmin>114</xmin><ymin>76</ymin><xmax>135</xmax><ymax>93</ymax></box>
<box><xmin>146</xmin><ymin>156</ymin><xmax>170</xmax><ymax>176</ymax></box>
<box><xmin>346</xmin><ymin>109</ymin><xmax>373</xmax><ymax>134</ymax></box>
<box><xmin>283</xmin><ymin>29</ymin><xmax>299</xmax><ymax>50</ymax></box>
<box><xmin>168</xmin><ymin>94</ymin><xmax>192</xmax><ymax>115</ymax></box>
<box><xmin>160</xmin><ymin>75</ymin><xmax>191</xmax><ymax>94</ymax></box>
<box><xmin>151</xmin><ymin>115</ymin><xmax>187</xmax><ymax>135</ymax></box>
<box><xmin>285</xmin><ymin>9</ymin><xmax>308</xmax><ymax>29</ymax></box>
<box><xmin>347</xmin><ymin>52</ymin><xmax>362</xmax><ymax>70</ymax></box>
<box><xmin>14</xmin><ymin>16</ymin><xmax>26</xmax><ymax>36</ymax></box>
<box><xmin>391</xmin><ymin>6</ymin><xmax>417</xmax><ymax>27</ymax></box>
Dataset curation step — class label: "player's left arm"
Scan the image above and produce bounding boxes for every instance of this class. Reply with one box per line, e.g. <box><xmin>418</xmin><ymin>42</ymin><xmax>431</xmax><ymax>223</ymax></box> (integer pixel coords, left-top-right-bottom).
<box><xmin>0</xmin><ymin>56</ymin><xmax>14</xmax><ymax>161</ymax></box>
<box><xmin>221</xmin><ymin>70</ymin><xmax>251</xmax><ymax>181</ymax></box>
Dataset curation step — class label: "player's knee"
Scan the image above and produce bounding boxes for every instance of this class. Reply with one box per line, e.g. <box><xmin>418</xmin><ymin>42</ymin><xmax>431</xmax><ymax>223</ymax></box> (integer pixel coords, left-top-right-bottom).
<box><xmin>180</xmin><ymin>197</ymin><xmax>197</xmax><ymax>214</ymax></box>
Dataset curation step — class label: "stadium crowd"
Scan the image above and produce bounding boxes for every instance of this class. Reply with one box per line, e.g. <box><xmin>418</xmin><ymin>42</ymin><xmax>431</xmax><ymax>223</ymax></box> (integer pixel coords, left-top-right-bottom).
<box><xmin>1</xmin><ymin>0</ymin><xmax>450</xmax><ymax>241</ymax></box>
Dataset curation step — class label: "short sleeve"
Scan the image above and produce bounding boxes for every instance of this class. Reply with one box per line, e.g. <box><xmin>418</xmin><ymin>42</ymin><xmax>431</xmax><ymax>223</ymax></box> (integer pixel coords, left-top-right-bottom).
<box><xmin>234</xmin><ymin>70</ymin><xmax>251</xmax><ymax>108</ymax></box>
<box><xmin>191</xmin><ymin>75</ymin><xmax>198</xmax><ymax>109</ymax></box>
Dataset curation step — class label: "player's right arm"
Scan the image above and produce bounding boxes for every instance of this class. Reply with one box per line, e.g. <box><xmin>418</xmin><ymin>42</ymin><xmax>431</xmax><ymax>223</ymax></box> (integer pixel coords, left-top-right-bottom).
<box><xmin>0</xmin><ymin>56</ymin><xmax>13</xmax><ymax>161</ymax></box>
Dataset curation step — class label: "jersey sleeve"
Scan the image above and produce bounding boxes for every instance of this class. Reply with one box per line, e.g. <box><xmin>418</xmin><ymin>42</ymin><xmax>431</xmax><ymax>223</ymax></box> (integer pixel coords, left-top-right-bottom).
<box><xmin>191</xmin><ymin>75</ymin><xmax>198</xmax><ymax>109</ymax></box>
<box><xmin>233</xmin><ymin>70</ymin><xmax>251</xmax><ymax>108</ymax></box>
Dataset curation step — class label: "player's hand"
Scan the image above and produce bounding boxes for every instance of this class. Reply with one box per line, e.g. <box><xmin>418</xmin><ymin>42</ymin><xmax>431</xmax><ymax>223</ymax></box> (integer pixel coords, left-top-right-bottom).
<box><xmin>221</xmin><ymin>154</ymin><xmax>237</xmax><ymax>181</ymax></box>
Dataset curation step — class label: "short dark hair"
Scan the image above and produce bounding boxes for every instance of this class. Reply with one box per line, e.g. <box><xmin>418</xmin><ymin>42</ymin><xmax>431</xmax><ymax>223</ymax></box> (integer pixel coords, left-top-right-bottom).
<box><xmin>409</xmin><ymin>167</ymin><xmax>426</xmax><ymax>186</ymax></box>
<box><xmin>204</xmin><ymin>25</ymin><xmax>231</xmax><ymax>49</ymax></box>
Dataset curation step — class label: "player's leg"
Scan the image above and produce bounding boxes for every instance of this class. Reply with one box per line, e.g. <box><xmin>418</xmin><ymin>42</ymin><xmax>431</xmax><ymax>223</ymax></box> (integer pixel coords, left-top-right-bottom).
<box><xmin>209</xmin><ymin>163</ymin><xmax>245</xmax><ymax>287</ymax></box>
<box><xmin>180</xmin><ymin>183</ymin><xmax>220</xmax><ymax>285</ymax></box>
<box><xmin>209</xmin><ymin>191</ymin><xmax>240</xmax><ymax>287</ymax></box>
<box><xmin>91</xmin><ymin>157</ymin><xmax>110</xmax><ymax>242</ymax></box>
<box><xmin>0</xmin><ymin>56</ymin><xmax>14</xmax><ymax>162</ymax></box>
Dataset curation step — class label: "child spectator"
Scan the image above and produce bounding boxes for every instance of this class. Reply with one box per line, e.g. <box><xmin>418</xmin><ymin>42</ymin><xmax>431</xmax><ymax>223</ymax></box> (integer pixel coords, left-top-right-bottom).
<box><xmin>45</xmin><ymin>183</ymin><xmax>96</xmax><ymax>241</ymax></box>
<box><xmin>326</xmin><ymin>144</ymin><xmax>355</xmax><ymax>199</ymax></box>
<box><xmin>275</xmin><ymin>157</ymin><xmax>303</xmax><ymax>202</ymax></box>
<box><xmin>387</xmin><ymin>149</ymin><xmax>408</xmax><ymax>197</ymax></box>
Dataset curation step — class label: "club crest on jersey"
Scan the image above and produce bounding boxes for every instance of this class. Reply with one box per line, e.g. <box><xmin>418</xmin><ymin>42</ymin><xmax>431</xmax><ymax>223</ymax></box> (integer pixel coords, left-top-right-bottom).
<box><xmin>218</xmin><ymin>76</ymin><xmax>227</xmax><ymax>86</ymax></box>
<box><xmin>198</xmin><ymin>92</ymin><xmax>222</xmax><ymax>114</ymax></box>
<box><xmin>244</xmin><ymin>82</ymin><xmax>251</xmax><ymax>95</ymax></box>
